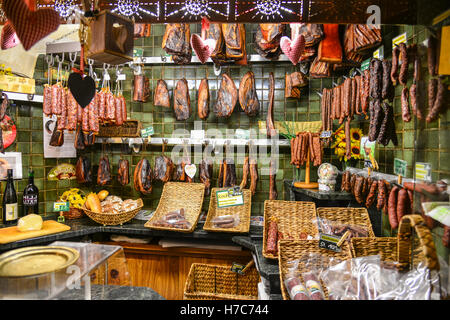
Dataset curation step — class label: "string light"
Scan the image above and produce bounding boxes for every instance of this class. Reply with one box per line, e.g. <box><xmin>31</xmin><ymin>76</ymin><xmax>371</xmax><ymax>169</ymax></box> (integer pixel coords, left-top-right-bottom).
<box><xmin>111</xmin><ymin>1</ymin><xmax>159</xmax><ymax>19</ymax></box>
<box><xmin>54</xmin><ymin>0</ymin><xmax>77</xmax><ymax>19</ymax></box>
<box><xmin>165</xmin><ymin>1</ymin><xmax>229</xmax><ymax>20</ymax></box>
<box><xmin>0</xmin><ymin>2</ymin><xmax>6</xmax><ymax>23</ymax></box>
<box><xmin>256</xmin><ymin>0</ymin><xmax>281</xmax><ymax>16</ymax></box>
<box><xmin>235</xmin><ymin>0</ymin><xmax>302</xmax><ymax>20</ymax></box>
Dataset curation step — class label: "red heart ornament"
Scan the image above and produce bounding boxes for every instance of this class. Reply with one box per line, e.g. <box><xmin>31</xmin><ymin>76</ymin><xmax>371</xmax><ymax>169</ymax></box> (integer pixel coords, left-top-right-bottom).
<box><xmin>280</xmin><ymin>34</ymin><xmax>305</xmax><ymax>66</ymax></box>
<box><xmin>1</xmin><ymin>22</ymin><xmax>20</xmax><ymax>50</ymax></box>
<box><xmin>3</xmin><ymin>0</ymin><xmax>60</xmax><ymax>51</ymax></box>
<box><xmin>190</xmin><ymin>33</ymin><xmax>216</xmax><ymax>64</ymax></box>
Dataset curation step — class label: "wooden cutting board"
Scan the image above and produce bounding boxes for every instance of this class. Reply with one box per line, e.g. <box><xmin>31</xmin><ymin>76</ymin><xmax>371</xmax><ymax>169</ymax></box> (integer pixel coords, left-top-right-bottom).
<box><xmin>0</xmin><ymin>220</ymin><xmax>71</xmax><ymax>244</ymax></box>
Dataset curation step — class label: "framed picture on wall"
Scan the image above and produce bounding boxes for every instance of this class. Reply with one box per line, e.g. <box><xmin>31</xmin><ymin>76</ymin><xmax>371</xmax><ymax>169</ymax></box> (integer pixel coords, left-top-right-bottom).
<box><xmin>0</xmin><ymin>152</ymin><xmax>22</xmax><ymax>180</ymax></box>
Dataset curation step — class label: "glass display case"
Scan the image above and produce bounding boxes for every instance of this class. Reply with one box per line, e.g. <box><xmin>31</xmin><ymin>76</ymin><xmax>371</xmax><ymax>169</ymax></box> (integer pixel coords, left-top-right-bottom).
<box><xmin>0</xmin><ymin>241</ymin><xmax>131</xmax><ymax>300</ymax></box>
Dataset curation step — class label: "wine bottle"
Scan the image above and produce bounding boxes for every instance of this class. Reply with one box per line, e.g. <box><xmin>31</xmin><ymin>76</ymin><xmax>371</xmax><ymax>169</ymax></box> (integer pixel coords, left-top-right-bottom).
<box><xmin>23</xmin><ymin>170</ymin><xmax>39</xmax><ymax>216</ymax></box>
<box><xmin>2</xmin><ymin>169</ymin><xmax>18</xmax><ymax>225</ymax></box>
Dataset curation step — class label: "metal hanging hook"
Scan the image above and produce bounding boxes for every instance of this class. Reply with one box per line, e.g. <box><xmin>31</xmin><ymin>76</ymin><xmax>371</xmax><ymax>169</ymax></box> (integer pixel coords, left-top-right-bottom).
<box><xmin>69</xmin><ymin>52</ymin><xmax>77</xmax><ymax>69</ymax></box>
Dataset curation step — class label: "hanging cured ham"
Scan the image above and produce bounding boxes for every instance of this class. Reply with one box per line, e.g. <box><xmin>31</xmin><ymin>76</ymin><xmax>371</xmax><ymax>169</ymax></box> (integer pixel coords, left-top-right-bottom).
<box><xmin>214</xmin><ymin>73</ymin><xmax>238</xmax><ymax>118</ymax></box>
<box><xmin>203</xmin><ymin>22</ymin><xmax>227</xmax><ymax>65</ymax></box>
<box><xmin>154</xmin><ymin>79</ymin><xmax>170</xmax><ymax>108</ymax></box>
<box><xmin>197</xmin><ymin>78</ymin><xmax>210</xmax><ymax>120</ymax></box>
<box><xmin>117</xmin><ymin>159</ymin><xmax>130</xmax><ymax>186</ymax></box>
<box><xmin>254</xmin><ymin>24</ymin><xmax>285</xmax><ymax>60</ymax></box>
<box><xmin>76</xmin><ymin>156</ymin><xmax>92</xmax><ymax>184</ymax></box>
<box><xmin>162</xmin><ymin>23</ymin><xmax>192</xmax><ymax>65</ymax></box>
<box><xmin>222</xmin><ymin>23</ymin><xmax>247</xmax><ymax>64</ymax></box>
<box><xmin>97</xmin><ymin>156</ymin><xmax>111</xmax><ymax>186</ymax></box>
<box><xmin>318</xmin><ymin>24</ymin><xmax>342</xmax><ymax>64</ymax></box>
<box><xmin>134</xmin><ymin>158</ymin><xmax>153</xmax><ymax>194</ymax></box>
<box><xmin>239</xmin><ymin>71</ymin><xmax>260</xmax><ymax>116</ymax></box>
<box><xmin>173</xmin><ymin>78</ymin><xmax>191</xmax><ymax>121</ymax></box>
<box><xmin>153</xmin><ymin>143</ymin><xmax>175</xmax><ymax>183</ymax></box>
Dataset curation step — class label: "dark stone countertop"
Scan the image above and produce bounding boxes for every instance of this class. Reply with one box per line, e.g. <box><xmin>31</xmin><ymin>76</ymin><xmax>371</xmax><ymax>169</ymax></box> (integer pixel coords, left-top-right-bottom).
<box><xmin>0</xmin><ymin>214</ymin><xmax>263</xmax><ymax>252</ymax></box>
<box><xmin>291</xmin><ymin>186</ymin><xmax>353</xmax><ymax>201</ymax></box>
<box><xmin>57</xmin><ymin>284</ymin><xmax>166</xmax><ymax>300</ymax></box>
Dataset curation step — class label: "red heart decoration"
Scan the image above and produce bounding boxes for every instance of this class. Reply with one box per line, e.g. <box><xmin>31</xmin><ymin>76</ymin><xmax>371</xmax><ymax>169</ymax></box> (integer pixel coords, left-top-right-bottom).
<box><xmin>3</xmin><ymin>0</ymin><xmax>60</xmax><ymax>51</ymax></box>
<box><xmin>1</xmin><ymin>22</ymin><xmax>20</xmax><ymax>50</ymax></box>
<box><xmin>190</xmin><ymin>33</ymin><xmax>216</xmax><ymax>64</ymax></box>
<box><xmin>280</xmin><ymin>34</ymin><xmax>305</xmax><ymax>66</ymax></box>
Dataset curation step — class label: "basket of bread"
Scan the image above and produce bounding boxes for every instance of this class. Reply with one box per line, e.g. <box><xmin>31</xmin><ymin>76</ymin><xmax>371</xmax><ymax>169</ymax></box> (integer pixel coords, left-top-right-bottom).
<box><xmin>82</xmin><ymin>190</ymin><xmax>143</xmax><ymax>226</ymax></box>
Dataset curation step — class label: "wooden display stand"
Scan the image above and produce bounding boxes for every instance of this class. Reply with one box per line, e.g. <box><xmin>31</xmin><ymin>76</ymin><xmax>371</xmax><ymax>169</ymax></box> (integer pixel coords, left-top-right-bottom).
<box><xmin>293</xmin><ymin>148</ymin><xmax>319</xmax><ymax>189</ymax></box>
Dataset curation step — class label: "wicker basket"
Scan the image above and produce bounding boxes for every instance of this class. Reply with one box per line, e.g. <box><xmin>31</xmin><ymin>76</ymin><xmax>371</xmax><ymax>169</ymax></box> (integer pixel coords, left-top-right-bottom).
<box><xmin>183</xmin><ymin>260</ymin><xmax>259</xmax><ymax>300</ymax></box>
<box><xmin>63</xmin><ymin>207</ymin><xmax>85</xmax><ymax>219</ymax></box>
<box><xmin>262</xmin><ymin>200</ymin><xmax>318</xmax><ymax>260</ymax></box>
<box><xmin>97</xmin><ymin>120</ymin><xmax>142</xmax><ymax>137</ymax></box>
<box><xmin>351</xmin><ymin>214</ymin><xmax>440</xmax><ymax>272</ymax></box>
<box><xmin>278</xmin><ymin>239</ymin><xmax>353</xmax><ymax>300</ymax></box>
<box><xmin>315</xmin><ymin>207</ymin><xmax>376</xmax><ymax>237</ymax></box>
<box><xmin>83</xmin><ymin>198</ymin><xmax>143</xmax><ymax>226</ymax></box>
<box><xmin>203</xmin><ymin>188</ymin><xmax>252</xmax><ymax>233</ymax></box>
<box><xmin>145</xmin><ymin>182</ymin><xmax>205</xmax><ymax>233</ymax></box>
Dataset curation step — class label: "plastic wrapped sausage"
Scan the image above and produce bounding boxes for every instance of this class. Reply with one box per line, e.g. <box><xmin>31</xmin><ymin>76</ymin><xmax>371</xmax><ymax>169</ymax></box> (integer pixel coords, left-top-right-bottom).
<box><xmin>285</xmin><ymin>277</ymin><xmax>309</xmax><ymax>300</ymax></box>
<box><xmin>303</xmin><ymin>272</ymin><xmax>325</xmax><ymax>300</ymax></box>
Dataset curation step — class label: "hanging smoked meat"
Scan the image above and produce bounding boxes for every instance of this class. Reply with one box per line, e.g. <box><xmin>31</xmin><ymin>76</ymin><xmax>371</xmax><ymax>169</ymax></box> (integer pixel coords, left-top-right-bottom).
<box><xmin>254</xmin><ymin>24</ymin><xmax>285</xmax><ymax>60</ymax></box>
<box><xmin>74</xmin><ymin>125</ymin><xmax>85</xmax><ymax>150</ymax></box>
<box><xmin>222</xmin><ymin>23</ymin><xmax>247</xmax><ymax>64</ymax></box>
<box><xmin>133</xmin><ymin>74</ymin><xmax>150</xmax><ymax>102</ymax></box>
<box><xmin>117</xmin><ymin>159</ymin><xmax>130</xmax><ymax>186</ymax></box>
<box><xmin>134</xmin><ymin>158</ymin><xmax>153</xmax><ymax>194</ymax></box>
<box><xmin>240</xmin><ymin>156</ymin><xmax>249</xmax><ymax>190</ymax></box>
<box><xmin>297</xmin><ymin>24</ymin><xmax>323</xmax><ymax>47</ymax></box>
<box><xmin>199</xmin><ymin>158</ymin><xmax>213</xmax><ymax>196</ymax></box>
<box><xmin>97</xmin><ymin>156</ymin><xmax>111</xmax><ymax>186</ymax></box>
<box><xmin>76</xmin><ymin>156</ymin><xmax>92</xmax><ymax>184</ymax></box>
<box><xmin>318</xmin><ymin>24</ymin><xmax>342</xmax><ymax>64</ymax></box>
<box><xmin>173</xmin><ymin>78</ymin><xmax>191</xmax><ymax>121</ymax></box>
<box><xmin>214</xmin><ymin>73</ymin><xmax>238</xmax><ymax>118</ymax></box>
<box><xmin>269</xmin><ymin>159</ymin><xmax>277</xmax><ymax>200</ymax></box>
<box><xmin>219</xmin><ymin>159</ymin><xmax>237</xmax><ymax>188</ymax></box>
<box><xmin>266</xmin><ymin>72</ymin><xmax>276</xmax><ymax>138</ymax></box>
<box><xmin>154</xmin><ymin>79</ymin><xmax>170</xmax><ymax>108</ymax></box>
<box><xmin>153</xmin><ymin>143</ymin><xmax>175</xmax><ymax>183</ymax></box>
<box><xmin>197</xmin><ymin>78</ymin><xmax>210</xmax><ymax>120</ymax></box>
<box><xmin>285</xmin><ymin>71</ymin><xmax>308</xmax><ymax>99</ymax></box>
<box><xmin>49</xmin><ymin>119</ymin><xmax>64</xmax><ymax>147</ymax></box>
<box><xmin>239</xmin><ymin>71</ymin><xmax>260</xmax><ymax>116</ymax></box>
<box><xmin>162</xmin><ymin>23</ymin><xmax>192</xmax><ymax>65</ymax></box>
<box><xmin>203</xmin><ymin>22</ymin><xmax>227</xmax><ymax>65</ymax></box>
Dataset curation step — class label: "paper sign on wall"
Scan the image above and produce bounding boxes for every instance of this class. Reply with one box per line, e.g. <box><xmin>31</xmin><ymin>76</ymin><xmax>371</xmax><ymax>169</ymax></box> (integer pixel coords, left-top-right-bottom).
<box><xmin>392</xmin><ymin>32</ymin><xmax>407</xmax><ymax>50</ymax></box>
<box><xmin>373</xmin><ymin>46</ymin><xmax>384</xmax><ymax>60</ymax></box>
<box><xmin>216</xmin><ymin>188</ymin><xmax>244</xmax><ymax>208</ymax></box>
<box><xmin>394</xmin><ymin>158</ymin><xmax>407</xmax><ymax>177</ymax></box>
<box><xmin>415</xmin><ymin>162</ymin><xmax>432</xmax><ymax>182</ymax></box>
<box><xmin>43</xmin><ymin>115</ymin><xmax>76</xmax><ymax>158</ymax></box>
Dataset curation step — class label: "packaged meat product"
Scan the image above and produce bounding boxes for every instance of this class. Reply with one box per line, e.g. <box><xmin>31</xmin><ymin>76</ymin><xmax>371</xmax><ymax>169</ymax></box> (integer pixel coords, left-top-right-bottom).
<box><xmin>285</xmin><ymin>277</ymin><xmax>310</xmax><ymax>300</ymax></box>
<box><xmin>303</xmin><ymin>272</ymin><xmax>325</xmax><ymax>300</ymax></box>
<box><xmin>211</xmin><ymin>214</ymin><xmax>240</xmax><ymax>229</ymax></box>
<box><xmin>151</xmin><ymin>208</ymin><xmax>192</xmax><ymax>229</ymax></box>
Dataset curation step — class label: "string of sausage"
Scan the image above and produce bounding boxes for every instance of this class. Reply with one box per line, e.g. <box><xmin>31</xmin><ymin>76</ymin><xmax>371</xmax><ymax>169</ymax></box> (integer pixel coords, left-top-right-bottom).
<box><xmin>290</xmin><ymin>132</ymin><xmax>323</xmax><ymax>168</ymax></box>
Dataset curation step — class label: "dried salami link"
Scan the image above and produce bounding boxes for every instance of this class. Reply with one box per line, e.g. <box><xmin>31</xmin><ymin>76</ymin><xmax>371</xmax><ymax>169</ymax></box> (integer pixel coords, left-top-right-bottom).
<box><xmin>362</xmin><ymin>69</ymin><xmax>370</xmax><ymax>118</ymax></box>
<box><xmin>398</xmin><ymin>43</ymin><xmax>409</xmax><ymax>86</ymax></box>
<box><xmin>51</xmin><ymin>84</ymin><xmax>62</xmax><ymax>115</ymax></box>
<box><xmin>121</xmin><ymin>95</ymin><xmax>127</xmax><ymax>121</ymax></box>
<box><xmin>401</xmin><ymin>86</ymin><xmax>411</xmax><ymax>122</ymax></box>
<box><xmin>98</xmin><ymin>90</ymin><xmax>106</xmax><ymax>122</ymax></box>
<box><xmin>66</xmin><ymin>90</ymin><xmax>78</xmax><ymax>131</ymax></box>
<box><xmin>355</xmin><ymin>75</ymin><xmax>361</xmax><ymax>115</ymax></box>
<box><xmin>382</xmin><ymin>60</ymin><xmax>394</xmax><ymax>101</ymax></box>
<box><xmin>88</xmin><ymin>94</ymin><xmax>99</xmax><ymax>133</ymax></box>
<box><xmin>391</xmin><ymin>46</ymin><xmax>400</xmax><ymax>86</ymax></box>
<box><xmin>115</xmin><ymin>96</ymin><xmax>124</xmax><ymax>126</ymax></box>
<box><xmin>43</xmin><ymin>85</ymin><xmax>52</xmax><ymax>116</ymax></box>
<box><xmin>106</xmin><ymin>92</ymin><xmax>116</xmax><ymax>122</ymax></box>
<box><xmin>82</xmin><ymin>102</ymin><xmax>89</xmax><ymax>132</ymax></box>
<box><xmin>57</xmin><ymin>88</ymin><xmax>67</xmax><ymax>130</ymax></box>
<box><xmin>426</xmin><ymin>77</ymin><xmax>446</xmax><ymax>123</ymax></box>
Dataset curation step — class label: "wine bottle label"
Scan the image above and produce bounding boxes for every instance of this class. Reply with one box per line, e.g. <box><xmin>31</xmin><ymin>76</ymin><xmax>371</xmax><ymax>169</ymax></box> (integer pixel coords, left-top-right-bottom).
<box><xmin>23</xmin><ymin>195</ymin><xmax>38</xmax><ymax>205</ymax></box>
<box><xmin>5</xmin><ymin>203</ymin><xmax>18</xmax><ymax>221</ymax></box>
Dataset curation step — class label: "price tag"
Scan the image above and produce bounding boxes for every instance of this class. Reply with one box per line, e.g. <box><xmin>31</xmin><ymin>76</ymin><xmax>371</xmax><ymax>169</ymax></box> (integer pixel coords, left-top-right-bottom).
<box><xmin>320</xmin><ymin>131</ymin><xmax>332</xmax><ymax>138</ymax></box>
<box><xmin>318</xmin><ymin>233</ymin><xmax>342</xmax><ymax>252</ymax></box>
<box><xmin>373</xmin><ymin>46</ymin><xmax>384</xmax><ymax>60</ymax></box>
<box><xmin>415</xmin><ymin>162</ymin><xmax>432</xmax><ymax>182</ymax></box>
<box><xmin>392</xmin><ymin>32</ymin><xmax>407</xmax><ymax>50</ymax></box>
<box><xmin>216</xmin><ymin>187</ymin><xmax>244</xmax><ymax>208</ymax></box>
<box><xmin>141</xmin><ymin>126</ymin><xmax>154</xmax><ymax>138</ymax></box>
<box><xmin>133</xmin><ymin>48</ymin><xmax>144</xmax><ymax>57</ymax></box>
<box><xmin>117</xmin><ymin>74</ymin><xmax>126</xmax><ymax>81</ymax></box>
<box><xmin>230</xmin><ymin>262</ymin><xmax>246</xmax><ymax>275</ymax></box>
<box><xmin>53</xmin><ymin>201</ymin><xmax>70</xmax><ymax>212</ymax></box>
<box><xmin>364</xmin><ymin>159</ymin><xmax>373</xmax><ymax>168</ymax></box>
<box><xmin>361</xmin><ymin>58</ymin><xmax>371</xmax><ymax>71</ymax></box>
<box><xmin>394</xmin><ymin>158</ymin><xmax>407</xmax><ymax>177</ymax></box>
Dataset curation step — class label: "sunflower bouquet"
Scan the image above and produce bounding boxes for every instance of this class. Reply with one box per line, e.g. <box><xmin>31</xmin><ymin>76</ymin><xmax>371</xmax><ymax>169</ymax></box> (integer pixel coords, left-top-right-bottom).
<box><xmin>331</xmin><ymin>124</ymin><xmax>363</xmax><ymax>162</ymax></box>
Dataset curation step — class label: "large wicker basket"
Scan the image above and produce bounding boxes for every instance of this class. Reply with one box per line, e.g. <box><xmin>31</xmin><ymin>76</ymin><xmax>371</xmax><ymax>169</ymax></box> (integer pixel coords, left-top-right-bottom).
<box><xmin>262</xmin><ymin>200</ymin><xmax>318</xmax><ymax>260</ymax></box>
<box><xmin>203</xmin><ymin>188</ymin><xmax>252</xmax><ymax>233</ymax></box>
<box><xmin>97</xmin><ymin>120</ymin><xmax>142</xmax><ymax>137</ymax></box>
<box><xmin>351</xmin><ymin>214</ymin><xmax>440</xmax><ymax>272</ymax></box>
<box><xmin>63</xmin><ymin>207</ymin><xmax>85</xmax><ymax>220</ymax></box>
<box><xmin>183</xmin><ymin>260</ymin><xmax>259</xmax><ymax>300</ymax></box>
<box><xmin>83</xmin><ymin>198</ymin><xmax>143</xmax><ymax>226</ymax></box>
<box><xmin>145</xmin><ymin>182</ymin><xmax>205</xmax><ymax>233</ymax></box>
<box><xmin>278</xmin><ymin>240</ymin><xmax>353</xmax><ymax>300</ymax></box>
<box><xmin>315</xmin><ymin>207</ymin><xmax>376</xmax><ymax>237</ymax></box>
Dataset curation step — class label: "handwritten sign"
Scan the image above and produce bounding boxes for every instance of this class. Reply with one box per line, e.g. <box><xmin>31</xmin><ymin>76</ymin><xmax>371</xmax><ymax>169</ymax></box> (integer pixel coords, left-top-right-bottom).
<box><xmin>141</xmin><ymin>126</ymin><xmax>154</xmax><ymax>138</ymax></box>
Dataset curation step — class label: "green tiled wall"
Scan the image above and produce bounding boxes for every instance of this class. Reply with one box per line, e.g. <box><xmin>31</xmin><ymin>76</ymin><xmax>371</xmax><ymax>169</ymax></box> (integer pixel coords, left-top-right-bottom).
<box><xmin>1</xmin><ymin>24</ymin><xmax>448</xmax><ymax>227</ymax></box>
